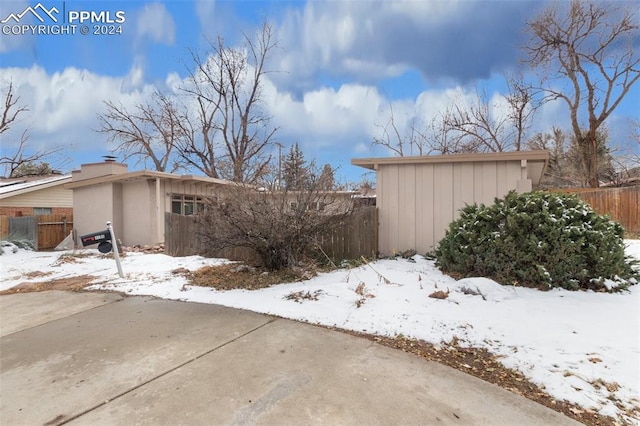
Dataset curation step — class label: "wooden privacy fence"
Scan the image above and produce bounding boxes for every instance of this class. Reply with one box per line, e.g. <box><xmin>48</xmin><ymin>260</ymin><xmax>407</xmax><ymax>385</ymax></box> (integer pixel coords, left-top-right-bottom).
<box><xmin>549</xmin><ymin>186</ymin><xmax>639</xmax><ymax>234</ymax></box>
<box><xmin>318</xmin><ymin>206</ymin><xmax>378</xmax><ymax>260</ymax></box>
<box><xmin>37</xmin><ymin>215</ymin><xmax>74</xmax><ymax>250</ymax></box>
<box><xmin>0</xmin><ymin>214</ymin><xmax>73</xmax><ymax>250</ymax></box>
<box><xmin>165</xmin><ymin>212</ymin><xmax>202</xmax><ymax>257</ymax></box>
<box><xmin>165</xmin><ymin>207</ymin><xmax>379</xmax><ymax>261</ymax></box>
<box><xmin>0</xmin><ymin>216</ymin><xmax>8</xmax><ymax>238</ymax></box>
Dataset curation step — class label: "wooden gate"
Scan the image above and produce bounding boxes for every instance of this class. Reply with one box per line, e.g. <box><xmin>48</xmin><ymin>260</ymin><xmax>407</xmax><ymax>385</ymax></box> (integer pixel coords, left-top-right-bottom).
<box><xmin>36</xmin><ymin>215</ymin><xmax>73</xmax><ymax>250</ymax></box>
<box><xmin>5</xmin><ymin>215</ymin><xmax>73</xmax><ymax>250</ymax></box>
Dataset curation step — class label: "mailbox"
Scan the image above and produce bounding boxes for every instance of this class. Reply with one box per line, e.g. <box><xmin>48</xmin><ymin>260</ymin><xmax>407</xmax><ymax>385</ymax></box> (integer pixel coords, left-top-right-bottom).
<box><xmin>80</xmin><ymin>230</ymin><xmax>111</xmax><ymax>247</ymax></box>
<box><xmin>81</xmin><ymin>230</ymin><xmax>114</xmax><ymax>254</ymax></box>
<box><xmin>80</xmin><ymin>221</ymin><xmax>124</xmax><ymax>278</ymax></box>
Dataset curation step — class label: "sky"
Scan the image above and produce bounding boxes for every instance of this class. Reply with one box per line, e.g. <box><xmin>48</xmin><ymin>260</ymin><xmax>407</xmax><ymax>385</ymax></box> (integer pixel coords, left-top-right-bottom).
<box><xmin>0</xmin><ymin>0</ymin><xmax>639</xmax><ymax>184</ymax></box>
<box><xmin>2</xmin><ymin>240</ymin><xmax>639</xmax><ymax>422</ymax></box>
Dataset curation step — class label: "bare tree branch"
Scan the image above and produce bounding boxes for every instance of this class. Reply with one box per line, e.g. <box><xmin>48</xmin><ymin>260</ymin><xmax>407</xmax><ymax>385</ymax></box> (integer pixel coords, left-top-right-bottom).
<box><xmin>524</xmin><ymin>0</ymin><xmax>640</xmax><ymax>187</ymax></box>
<box><xmin>179</xmin><ymin>22</ymin><xmax>278</xmax><ymax>183</ymax></box>
<box><xmin>0</xmin><ymin>81</ymin><xmax>28</xmax><ymax>135</ymax></box>
<box><xmin>96</xmin><ymin>90</ymin><xmax>184</xmax><ymax>172</ymax></box>
<box><xmin>1</xmin><ymin>81</ymin><xmax>66</xmax><ymax>177</ymax></box>
<box><xmin>198</xmin><ymin>169</ymin><xmax>354</xmax><ymax>270</ymax></box>
<box><xmin>372</xmin><ymin>103</ymin><xmax>471</xmax><ymax>157</ymax></box>
<box><xmin>441</xmin><ymin>78</ymin><xmax>537</xmax><ymax>153</ymax></box>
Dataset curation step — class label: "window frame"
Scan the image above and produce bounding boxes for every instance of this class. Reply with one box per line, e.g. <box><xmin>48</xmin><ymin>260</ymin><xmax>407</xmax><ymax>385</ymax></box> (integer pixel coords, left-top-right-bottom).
<box><xmin>170</xmin><ymin>194</ymin><xmax>205</xmax><ymax>216</ymax></box>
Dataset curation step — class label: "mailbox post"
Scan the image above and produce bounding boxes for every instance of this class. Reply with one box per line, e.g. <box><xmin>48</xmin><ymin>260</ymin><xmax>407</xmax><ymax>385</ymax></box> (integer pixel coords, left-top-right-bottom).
<box><xmin>106</xmin><ymin>221</ymin><xmax>124</xmax><ymax>278</ymax></box>
<box><xmin>80</xmin><ymin>221</ymin><xmax>124</xmax><ymax>278</ymax></box>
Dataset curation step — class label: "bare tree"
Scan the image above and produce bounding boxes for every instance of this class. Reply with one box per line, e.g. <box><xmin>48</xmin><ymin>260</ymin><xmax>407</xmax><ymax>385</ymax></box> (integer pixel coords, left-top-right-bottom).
<box><xmin>442</xmin><ymin>77</ymin><xmax>537</xmax><ymax>153</ymax></box>
<box><xmin>97</xmin><ymin>90</ymin><xmax>184</xmax><ymax>172</ymax></box>
<box><xmin>524</xmin><ymin>0</ymin><xmax>640</xmax><ymax>187</ymax></box>
<box><xmin>630</xmin><ymin>119</ymin><xmax>640</xmax><ymax>169</ymax></box>
<box><xmin>179</xmin><ymin>22</ymin><xmax>278</xmax><ymax>183</ymax></box>
<box><xmin>0</xmin><ymin>81</ymin><xmax>63</xmax><ymax>177</ymax></box>
<box><xmin>0</xmin><ymin>81</ymin><xmax>27</xmax><ymax>135</ymax></box>
<box><xmin>372</xmin><ymin>105</ymin><xmax>463</xmax><ymax>156</ymax></box>
<box><xmin>528</xmin><ymin>127</ymin><xmax>614</xmax><ymax>187</ymax></box>
<box><xmin>504</xmin><ymin>75</ymin><xmax>539</xmax><ymax>152</ymax></box>
<box><xmin>198</xmin><ymin>175</ymin><xmax>354</xmax><ymax>270</ymax></box>
<box><xmin>372</xmin><ymin>105</ymin><xmax>427</xmax><ymax>156</ymax></box>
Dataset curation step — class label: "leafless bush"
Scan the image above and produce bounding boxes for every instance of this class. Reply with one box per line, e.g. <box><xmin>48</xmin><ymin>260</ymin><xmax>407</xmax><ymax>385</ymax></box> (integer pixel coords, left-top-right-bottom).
<box><xmin>198</xmin><ymin>176</ymin><xmax>354</xmax><ymax>270</ymax></box>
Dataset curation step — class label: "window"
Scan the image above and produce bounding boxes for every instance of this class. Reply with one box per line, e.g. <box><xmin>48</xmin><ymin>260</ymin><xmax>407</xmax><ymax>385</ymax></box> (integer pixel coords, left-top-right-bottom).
<box><xmin>171</xmin><ymin>195</ymin><xmax>205</xmax><ymax>215</ymax></box>
<box><xmin>171</xmin><ymin>199</ymin><xmax>182</xmax><ymax>214</ymax></box>
<box><xmin>33</xmin><ymin>207</ymin><xmax>52</xmax><ymax>215</ymax></box>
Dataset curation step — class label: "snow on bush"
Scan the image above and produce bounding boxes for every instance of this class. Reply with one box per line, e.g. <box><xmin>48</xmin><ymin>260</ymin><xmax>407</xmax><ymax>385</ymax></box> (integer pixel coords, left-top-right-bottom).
<box><xmin>435</xmin><ymin>191</ymin><xmax>639</xmax><ymax>291</ymax></box>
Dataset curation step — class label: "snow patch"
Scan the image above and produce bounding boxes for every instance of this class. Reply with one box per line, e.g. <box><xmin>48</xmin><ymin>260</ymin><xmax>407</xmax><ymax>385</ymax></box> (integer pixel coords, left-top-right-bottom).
<box><xmin>1</xmin><ymin>241</ymin><xmax>639</xmax><ymax>423</ymax></box>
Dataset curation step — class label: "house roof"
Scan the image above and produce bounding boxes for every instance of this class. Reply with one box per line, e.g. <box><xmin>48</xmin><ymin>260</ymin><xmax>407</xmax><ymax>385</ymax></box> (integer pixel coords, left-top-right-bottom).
<box><xmin>0</xmin><ymin>175</ymin><xmax>72</xmax><ymax>199</ymax></box>
<box><xmin>351</xmin><ymin>150</ymin><xmax>550</xmax><ymax>170</ymax></box>
<box><xmin>352</xmin><ymin>150</ymin><xmax>550</xmax><ymax>187</ymax></box>
<box><xmin>64</xmin><ymin>169</ymin><xmax>241</xmax><ymax>190</ymax></box>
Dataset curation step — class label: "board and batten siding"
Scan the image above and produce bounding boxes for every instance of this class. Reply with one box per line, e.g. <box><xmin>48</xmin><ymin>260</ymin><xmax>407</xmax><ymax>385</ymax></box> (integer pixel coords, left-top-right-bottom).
<box><xmin>378</xmin><ymin>160</ymin><xmax>527</xmax><ymax>255</ymax></box>
<box><xmin>0</xmin><ymin>186</ymin><xmax>73</xmax><ymax>208</ymax></box>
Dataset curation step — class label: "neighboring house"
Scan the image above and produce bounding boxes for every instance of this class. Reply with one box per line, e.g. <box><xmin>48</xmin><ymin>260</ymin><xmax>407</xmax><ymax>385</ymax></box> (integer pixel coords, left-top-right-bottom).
<box><xmin>65</xmin><ymin>160</ymin><xmax>236</xmax><ymax>247</ymax></box>
<box><xmin>0</xmin><ymin>174</ymin><xmax>73</xmax><ymax>217</ymax></box>
<box><xmin>352</xmin><ymin>150</ymin><xmax>549</xmax><ymax>256</ymax></box>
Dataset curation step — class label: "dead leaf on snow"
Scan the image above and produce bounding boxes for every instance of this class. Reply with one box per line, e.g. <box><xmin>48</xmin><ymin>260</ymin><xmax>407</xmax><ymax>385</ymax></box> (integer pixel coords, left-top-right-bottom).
<box><xmin>428</xmin><ymin>290</ymin><xmax>449</xmax><ymax>299</ymax></box>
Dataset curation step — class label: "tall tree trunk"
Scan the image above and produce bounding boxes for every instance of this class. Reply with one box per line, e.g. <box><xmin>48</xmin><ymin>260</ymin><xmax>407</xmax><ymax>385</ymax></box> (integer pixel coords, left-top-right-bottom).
<box><xmin>587</xmin><ymin>128</ymin><xmax>599</xmax><ymax>188</ymax></box>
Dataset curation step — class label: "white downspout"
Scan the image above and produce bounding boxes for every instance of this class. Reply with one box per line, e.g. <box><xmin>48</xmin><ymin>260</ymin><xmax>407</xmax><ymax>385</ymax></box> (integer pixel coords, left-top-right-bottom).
<box><xmin>156</xmin><ymin>177</ymin><xmax>162</xmax><ymax>244</ymax></box>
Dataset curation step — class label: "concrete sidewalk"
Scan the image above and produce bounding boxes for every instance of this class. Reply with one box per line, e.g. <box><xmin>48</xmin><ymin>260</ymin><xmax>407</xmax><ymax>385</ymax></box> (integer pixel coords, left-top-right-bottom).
<box><xmin>0</xmin><ymin>291</ymin><xmax>579</xmax><ymax>425</ymax></box>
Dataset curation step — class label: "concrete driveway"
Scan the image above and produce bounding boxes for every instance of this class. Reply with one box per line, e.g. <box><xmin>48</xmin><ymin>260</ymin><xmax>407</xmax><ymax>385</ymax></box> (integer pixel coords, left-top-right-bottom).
<box><xmin>0</xmin><ymin>291</ymin><xmax>578</xmax><ymax>425</ymax></box>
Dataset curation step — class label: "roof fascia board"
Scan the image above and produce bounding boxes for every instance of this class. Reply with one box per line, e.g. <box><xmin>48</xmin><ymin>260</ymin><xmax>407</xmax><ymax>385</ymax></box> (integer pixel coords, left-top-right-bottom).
<box><xmin>351</xmin><ymin>150</ymin><xmax>549</xmax><ymax>170</ymax></box>
<box><xmin>0</xmin><ymin>176</ymin><xmax>72</xmax><ymax>199</ymax></box>
<box><xmin>65</xmin><ymin>170</ymin><xmax>236</xmax><ymax>190</ymax></box>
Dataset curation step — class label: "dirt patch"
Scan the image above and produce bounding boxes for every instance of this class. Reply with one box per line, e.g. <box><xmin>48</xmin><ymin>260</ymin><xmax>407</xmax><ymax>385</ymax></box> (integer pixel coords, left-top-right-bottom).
<box><xmin>0</xmin><ymin>275</ymin><xmax>97</xmax><ymax>295</ymax></box>
<box><xmin>185</xmin><ymin>264</ymin><xmax>313</xmax><ymax>291</ymax></box>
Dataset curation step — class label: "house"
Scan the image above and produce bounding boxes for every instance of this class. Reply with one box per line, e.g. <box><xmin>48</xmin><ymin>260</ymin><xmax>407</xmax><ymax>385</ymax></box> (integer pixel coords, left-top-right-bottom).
<box><xmin>352</xmin><ymin>150</ymin><xmax>549</xmax><ymax>256</ymax></box>
<box><xmin>0</xmin><ymin>174</ymin><xmax>73</xmax><ymax>217</ymax></box>
<box><xmin>65</xmin><ymin>160</ymin><xmax>236</xmax><ymax>247</ymax></box>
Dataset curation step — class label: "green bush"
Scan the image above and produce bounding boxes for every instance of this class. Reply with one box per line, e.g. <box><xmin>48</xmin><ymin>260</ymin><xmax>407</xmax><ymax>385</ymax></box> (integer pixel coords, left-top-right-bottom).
<box><xmin>434</xmin><ymin>191</ymin><xmax>638</xmax><ymax>291</ymax></box>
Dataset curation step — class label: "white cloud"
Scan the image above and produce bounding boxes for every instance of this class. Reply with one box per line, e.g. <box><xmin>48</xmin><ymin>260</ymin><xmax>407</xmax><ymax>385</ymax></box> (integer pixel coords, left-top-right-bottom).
<box><xmin>0</xmin><ymin>58</ymin><xmax>597</xmax><ymax>178</ymax></box>
<box><xmin>0</xmin><ymin>65</ymin><xmax>157</xmax><ymax>166</ymax></box>
<box><xmin>0</xmin><ymin>60</ymin><xmax>520</xmax><ymax>172</ymax></box>
<box><xmin>136</xmin><ymin>3</ymin><xmax>176</xmax><ymax>45</ymax></box>
<box><xmin>271</xmin><ymin>0</ymin><xmax>539</xmax><ymax>90</ymax></box>
<box><xmin>195</xmin><ymin>0</ymin><xmax>216</xmax><ymax>31</ymax></box>
<box><xmin>262</xmin><ymin>78</ymin><xmax>387</xmax><ymax>146</ymax></box>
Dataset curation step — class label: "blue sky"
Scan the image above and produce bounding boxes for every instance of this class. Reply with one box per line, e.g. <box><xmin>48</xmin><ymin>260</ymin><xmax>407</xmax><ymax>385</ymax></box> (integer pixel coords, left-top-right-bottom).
<box><xmin>1</xmin><ymin>0</ymin><xmax>638</xmax><ymax>183</ymax></box>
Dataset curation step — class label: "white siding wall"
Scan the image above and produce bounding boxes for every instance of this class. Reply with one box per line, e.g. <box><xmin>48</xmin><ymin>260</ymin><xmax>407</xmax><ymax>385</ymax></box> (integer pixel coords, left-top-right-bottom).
<box><xmin>0</xmin><ymin>186</ymin><xmax>73</xmax><ymax>207</ymax></box>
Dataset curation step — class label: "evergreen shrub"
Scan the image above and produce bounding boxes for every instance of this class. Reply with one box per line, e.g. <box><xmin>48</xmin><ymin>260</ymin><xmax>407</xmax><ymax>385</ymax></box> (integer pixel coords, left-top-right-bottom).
<box><xmin>434</xmin><ymin>191</ymin><xmax>638</xmax><ymax>291</ymax></box>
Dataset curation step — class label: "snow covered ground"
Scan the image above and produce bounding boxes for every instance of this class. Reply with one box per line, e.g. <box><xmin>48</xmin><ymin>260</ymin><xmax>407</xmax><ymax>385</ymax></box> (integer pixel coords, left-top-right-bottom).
<box><xmin>1</xmin><ymin>240</ymin><xmax>639</xmax><ymax>422</ymax></box>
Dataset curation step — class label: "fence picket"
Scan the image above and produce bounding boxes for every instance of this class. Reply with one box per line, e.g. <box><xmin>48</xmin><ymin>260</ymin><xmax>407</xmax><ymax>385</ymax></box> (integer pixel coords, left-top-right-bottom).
<box><xmin>549</xmin><ymin>187</ymin><xmax>639</xmax><ymax>234</ymax></box>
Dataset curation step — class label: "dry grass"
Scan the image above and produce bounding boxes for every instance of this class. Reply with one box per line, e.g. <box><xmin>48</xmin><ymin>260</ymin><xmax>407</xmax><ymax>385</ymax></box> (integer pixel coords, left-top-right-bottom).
<box><xmin>184</xmin><ymin>263</ymin><xmax>313</xmax><ymax>291</ymax></box>
<box><xmin>0</xmin><ymin>275</ymin><xmax>97</xmax><ymax>295</ymax></box>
